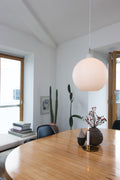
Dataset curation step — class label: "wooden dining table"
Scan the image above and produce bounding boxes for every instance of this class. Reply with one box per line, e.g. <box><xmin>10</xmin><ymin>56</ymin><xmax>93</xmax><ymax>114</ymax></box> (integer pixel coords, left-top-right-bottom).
<box><xmin>5</xmin><ymin>128</ymin><xmax>120</xmax><ymax>180</ymax></box>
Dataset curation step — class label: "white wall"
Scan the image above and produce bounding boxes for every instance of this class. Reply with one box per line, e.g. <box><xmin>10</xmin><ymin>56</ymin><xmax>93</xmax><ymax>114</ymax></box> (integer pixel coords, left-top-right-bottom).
<box><xmin>0</xmin><ymin>25</ymin><xmax>56</xmax><ymax>131</ymax></box>
<box><xmin>56</xmin><ymin>29</ymin><xmax>112</xmax><ymax>131</ymax></box>
<box><xmin>88</xmin><ymin>52</ymin><xmax>108</xmax><ymax>128</ymax></box>
<box><xmin>24</xmin><ymin>54</ymin><xmax>34</xmax><ymax>128</ymax></box>
<box><xmin>56</xmin><ymin>36</ymin><xmax>90</xmax><ymax>132</ymax></box>
<box><xmin>92</xmin><ymin>22</ymin><xmax>120</xmax><ymax>49</ymax></box>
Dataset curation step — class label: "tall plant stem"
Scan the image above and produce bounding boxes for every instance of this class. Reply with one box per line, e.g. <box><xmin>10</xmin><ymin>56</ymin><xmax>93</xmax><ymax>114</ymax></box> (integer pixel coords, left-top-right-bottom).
<box><xmin>49</xmin><ymin>86</ymin><xmax>54</xmax><ymax>123</ymax></box>
<box><xmin>69</xmin><ymin>101</ymin><xmax>73</xmax><ymax>129</ymax></box>
<box><xmin>70</xmin><ymin>101</ymin><xmax>72</xmax><ymax>118</ymax></box>
<box><xmin>55</xmin><ymin>90</ymin><xmax>58</xmax><ymax>124</ymax></box>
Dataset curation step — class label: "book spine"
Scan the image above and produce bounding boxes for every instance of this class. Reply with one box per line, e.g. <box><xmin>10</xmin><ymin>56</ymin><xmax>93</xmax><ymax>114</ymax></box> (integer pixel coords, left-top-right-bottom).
<box><xmin>13</xmin><ymin>126</ymin><xmax>22</xmax><ymax>130</ymax></box>
<box><xmin>22</xmin><ymin>126</ymin><xmax>31</xmax><ymax>130</ymax></box>
<box><xmin>13</xmin><ymin>123</ymin><xmax>23</xmax><ymax>127</ymax></box>
<box><xmin>20</xmin><ymin>132</ymin><xmax>35</xmax><ymax>137</ymax></box>
<box><xmin>13</xmin><ymin>123</ymin><xmax>31</xmax><ymax>127</ymax></box>
<box><xmin>13</xmin><ymin>126</ymin><xmax>31</xmax><ymax>130</ymax></box>
<box><xmin>8</xmin><ymin>130</ymin><xmax>35</xmax><ymax>138</ymax></box>
<box><xmin>8</xmin><ymin>130</ymin><xmax>23</xmax><ymax>137</ymax></box>
<box><xmin>11</xmin><ymin>128</ymin><xmax>32</xmax><ymax>134</ymax></box>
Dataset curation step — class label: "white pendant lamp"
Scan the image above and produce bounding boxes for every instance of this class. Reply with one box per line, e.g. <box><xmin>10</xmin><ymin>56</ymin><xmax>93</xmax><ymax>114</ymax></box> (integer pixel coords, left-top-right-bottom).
<box><xmin>72</xmin><ymin>0</ymin><xmax>108</xmax><ymax>91</ymax></box>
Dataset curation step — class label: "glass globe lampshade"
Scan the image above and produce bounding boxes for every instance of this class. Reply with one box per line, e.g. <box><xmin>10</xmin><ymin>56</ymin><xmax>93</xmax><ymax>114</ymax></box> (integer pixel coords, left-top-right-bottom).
<box><xmin>72</xmin><ymin>57</ymin><xmax>108</xmax><ymax>91</ymax></box>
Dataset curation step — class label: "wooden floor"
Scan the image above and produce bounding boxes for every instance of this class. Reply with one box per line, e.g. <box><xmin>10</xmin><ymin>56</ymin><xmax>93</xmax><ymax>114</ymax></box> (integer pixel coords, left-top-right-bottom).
<box><xmin>0</xmin><ymin>149</ymin><xmax>13</xmax><ymax>180</ymax></box>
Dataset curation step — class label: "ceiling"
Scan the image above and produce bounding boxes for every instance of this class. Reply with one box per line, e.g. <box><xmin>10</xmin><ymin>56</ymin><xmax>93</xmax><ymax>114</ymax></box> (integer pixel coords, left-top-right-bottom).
<box><xmin>0</xmin><ymin>0</ymin><xmax>120</xmax><ymax>47</ymax></box>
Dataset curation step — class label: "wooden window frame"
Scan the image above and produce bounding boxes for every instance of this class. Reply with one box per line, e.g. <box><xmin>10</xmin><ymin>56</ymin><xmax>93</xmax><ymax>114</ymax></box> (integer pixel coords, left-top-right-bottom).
<box><xmin>108</xmin><ymin>51</ymin><xmax>120</xmax><ymax>128</ymax></box>
<box><xmin>0</xmin><ymin>53</ymin><xmax>24</xmax><ymax>121</ymax></box>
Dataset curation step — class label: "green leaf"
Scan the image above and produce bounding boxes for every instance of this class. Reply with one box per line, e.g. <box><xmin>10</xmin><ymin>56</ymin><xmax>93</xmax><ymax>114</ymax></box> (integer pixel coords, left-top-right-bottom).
<box><xmin>69</xmin><ymin>116</ymin><xmax>73</xmax><ymax>129</ymax></box>
<box><xmin>71</xmin><ymin>114</ymin><xmax>83</xmax><ymax>119</ymax></box>
<box><xmin>67</xmin><ymin>84</ymin><xmax>71</xmax><ymax>93</ymax></box>
<box><xmin>54</xmin><ymin>89</ymin><xmax>58</xmax><ymax>124</ymax></box>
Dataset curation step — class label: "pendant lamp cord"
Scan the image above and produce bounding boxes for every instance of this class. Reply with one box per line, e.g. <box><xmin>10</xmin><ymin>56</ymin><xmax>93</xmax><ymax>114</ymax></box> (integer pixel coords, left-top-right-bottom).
<box><xmin>89</xmin><ymin>0</ymin><xmax>91</xmax><ymax>55</ymax></box>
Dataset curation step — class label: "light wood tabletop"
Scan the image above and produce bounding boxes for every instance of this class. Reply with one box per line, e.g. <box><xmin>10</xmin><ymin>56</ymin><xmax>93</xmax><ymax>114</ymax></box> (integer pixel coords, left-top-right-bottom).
<box><xmin>5</xmin><ymin>129</ymin><xmax>120</xmax><ymax>180</ymax></box>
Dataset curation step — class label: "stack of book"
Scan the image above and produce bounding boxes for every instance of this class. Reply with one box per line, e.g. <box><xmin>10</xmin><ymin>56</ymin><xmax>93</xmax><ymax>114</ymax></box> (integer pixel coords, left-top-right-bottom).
<box><xmin>8</xmin><ymin>122</ymin><xmax>35</xmax><ymax>138</ymax></box>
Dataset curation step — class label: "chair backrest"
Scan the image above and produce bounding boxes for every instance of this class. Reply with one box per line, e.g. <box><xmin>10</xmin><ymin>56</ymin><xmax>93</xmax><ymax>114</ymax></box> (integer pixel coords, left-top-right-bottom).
<box><xmin>112</xmin><ymin>120</ymin><xmax>120</xmax><ymax>130</ymax></box>
<box><xmin>37</xmin><ymin>124</ymin><xmax>56</xmax><ymax>139</ymax></box>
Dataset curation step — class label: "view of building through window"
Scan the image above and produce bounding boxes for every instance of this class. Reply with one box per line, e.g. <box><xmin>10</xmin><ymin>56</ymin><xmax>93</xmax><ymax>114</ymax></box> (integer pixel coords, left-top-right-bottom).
<box><xmin>0</xmin><ymin>57</ymin><xmax>21</xmax><ymax>133</ymax></box>
<box><xmin>116</xmin><ymin>58</ymin><xmax>120</xmax><ymax>90</ymax></box>
<box><xmin>115</xmin><ymin>57</ymin><xmax>120</xmax><ymax>120</ymax></box>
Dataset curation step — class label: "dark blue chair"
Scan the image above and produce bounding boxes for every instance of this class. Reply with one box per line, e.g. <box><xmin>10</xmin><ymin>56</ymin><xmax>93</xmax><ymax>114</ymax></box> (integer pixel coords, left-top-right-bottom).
<box><xmin>37</xmin><ymin>124</ymin><xmax>56</xmax><ymax>139</ymax></box>
<box><xmin>24</xmin><ymin>124</ymin><xmax>56</xmax><ymax>143</ymax></box>
<box><xmin>112</xmin><ymin>120</ymin><xmax>120</xmax><ymax>130</ymax></box>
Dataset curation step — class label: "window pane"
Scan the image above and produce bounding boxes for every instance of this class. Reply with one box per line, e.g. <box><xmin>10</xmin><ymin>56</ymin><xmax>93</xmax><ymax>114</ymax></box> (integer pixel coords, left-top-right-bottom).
<box><xmin>115</xmin><ymin>57</ymin><xmax>120</xmax><ymax>120</ymax></box>
<box><xmin>0</xmin><ymin>57</ymin><xmax>21</xmax><ymax>133</ymax></box>
<box><xmin>0</xmin><ymin>58</ymin><xmax>21</xmax><ymax>105</ymax></box>
<box><xmin>116</xmin><ymin>57</ymin><xmax>120</xmax><ymax>90</ymax></box>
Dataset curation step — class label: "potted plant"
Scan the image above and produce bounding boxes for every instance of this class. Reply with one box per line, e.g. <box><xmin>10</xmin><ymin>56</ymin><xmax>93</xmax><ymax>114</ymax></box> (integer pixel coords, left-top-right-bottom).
<box><xmin>49</xmin><ymin>86</ymin><xmax>59</xmax><ymax>133</ymax></box>
<box><xmin>84</xmin><ymin>107</ymin><xmax>107</xmax><ymax>146</ymax></box>
<box><xmin>67</xmin><ymin>84</ymin><xmax>82</xmax><ymax>130</ymax></box>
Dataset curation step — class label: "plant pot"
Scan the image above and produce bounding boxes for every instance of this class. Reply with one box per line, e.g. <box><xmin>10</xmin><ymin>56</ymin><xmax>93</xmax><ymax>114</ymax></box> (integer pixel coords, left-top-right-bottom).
<box><xmin>89</xmin><ymin>127</ymin><xmax>103</xmax><ymax>146</ymax></box>
<box><xmin>49</xmin><ymin>123</ymin><xmax>59</xmax><ymax>133</ymax></box>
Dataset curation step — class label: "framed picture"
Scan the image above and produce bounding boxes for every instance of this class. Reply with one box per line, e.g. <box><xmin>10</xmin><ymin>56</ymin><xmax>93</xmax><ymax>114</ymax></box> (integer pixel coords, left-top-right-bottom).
<box><xmin>40</xmin><ymin>96</ymin><xmax>50</xmax><ymax>114</ymax></box>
